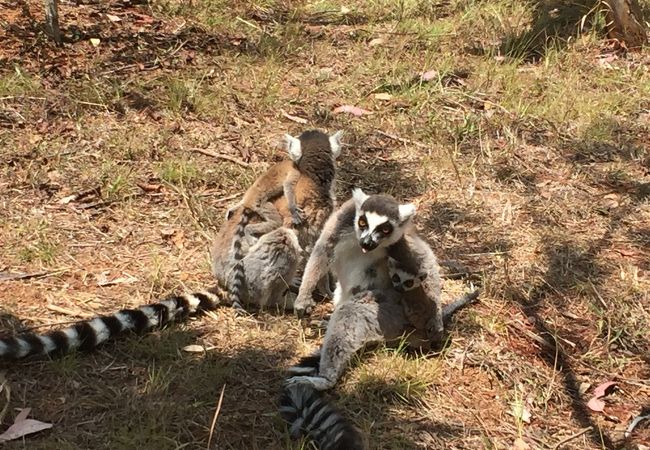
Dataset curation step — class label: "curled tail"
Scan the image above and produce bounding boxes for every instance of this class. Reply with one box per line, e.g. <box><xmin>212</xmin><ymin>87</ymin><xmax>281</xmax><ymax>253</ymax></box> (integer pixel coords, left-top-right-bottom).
<box><xmin>442</xmin><ymin>289</ymin><xmax>480</xmax><ymax>324</ymax></box>
<box><xmin>280</xmin><ymin>351</ymin><xmax>365</xmax><ymax>450</ymax></box>
<box><xmin>0</xmin><ymin>291</ymin><xmax>221</xmax><ymax>361</ymax></box>
<box><xmin>230</xmin><ymin>207</ymin><xmax>254</xmax><ymax>308</ymax></box>
<box><xmin>279</xmin><ymin>384</ymin><xmax>365</xmax><ymax>450</ymax></box>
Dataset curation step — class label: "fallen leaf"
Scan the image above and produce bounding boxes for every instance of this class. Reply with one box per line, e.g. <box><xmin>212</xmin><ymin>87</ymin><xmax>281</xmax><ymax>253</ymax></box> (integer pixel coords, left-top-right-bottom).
<box><xmin>512</xmin><ymin>438</ymin><xmax>530</xmax><ymax>450</ymax></box>
<box><xmin>332</xmin><ymin>105</ymin><xmax>372</xmax><ymax>116</ymax></box>
<box><xmin>593</xmin><ymin>381</ymin><xmax>617</xmax><ymax>398</ymax></box>
<box><xmin>420</xmin><ymin>70</ymin><xmax>438</xmax><ymax>81</ymax></box>
<box><xmin>587</xmin><ymin>396</ymin><xmax>606</xmax><ymax>412</ymax></box>
<box><xmin>509</xmin><ymin>402</ymin><xmax>532</xmax><ymax>424</ymax></box>
<box><xmin>0</xmin><ymin>408</ymin><xmax>53</xmax><ymax>442</ymax></box>
<box><xmin>373</xmin><ymin>93</ymin><xmax>392</xmax><ymax>101</ymax></box>
<box><xmin>106</xmin><ymin>14</ymin><xmax>121</xmax><ymax>22</ymax></box>
<box><xmin>89</xmin><ymin>38</ymin><xmax>101</xmax><ymax>47</ymax></box>
<box><xmin>280</xmin><ymin>110</ymin><xmax>308</xmax><ymax>124</ymax></box>
<box><xmin>587</xmin><ymin>381</ymin><xmax>617</xmax><ymax>412</ymax></box>
<box><xmin>368</xmin><ymin>38</ymin><xmax>385</xmax><ymax>47</ymax></box>
<box><xmin>183</xmin><ymin>345</ymin><xmax>206</xmax><ymax>353</ymax></box>
<box><xmin>172</xmin><ymin>230</ymin><xmax>185</xmax><ymax>249</ymax></box>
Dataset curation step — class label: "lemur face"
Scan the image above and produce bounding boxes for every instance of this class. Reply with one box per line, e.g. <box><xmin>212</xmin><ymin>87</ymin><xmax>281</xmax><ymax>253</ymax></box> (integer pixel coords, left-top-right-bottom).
<box><xmin>387</xmin><ymin>257</ymin><xmax>427</xmax><ymax>293</ymax></box>
<box><xmin>351</xmin><ymin>189</ymin><xmax>416</xmax><ymax>253</ymax></box>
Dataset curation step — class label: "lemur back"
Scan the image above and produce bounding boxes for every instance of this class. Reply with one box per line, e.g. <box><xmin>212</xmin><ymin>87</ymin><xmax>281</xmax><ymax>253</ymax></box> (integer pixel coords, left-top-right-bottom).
<box><xmin>213</xmin><ymin>129</ymin><xmax>343</xmax><ymax>309</ymax></box>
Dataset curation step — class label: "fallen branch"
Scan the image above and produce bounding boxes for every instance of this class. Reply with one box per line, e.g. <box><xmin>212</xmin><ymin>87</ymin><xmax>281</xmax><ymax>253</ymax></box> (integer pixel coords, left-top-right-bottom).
<box><xmin>0</xmin><ymin>271</ymin><xmax>50</xmax><ymax>282</ymax></box>
<box><xmin>552</xmin><ymin>427</ymin><xmax>592</xmax><ymax>449</ymax></box>
<box><xmin>375</xmin><ymin>130</ymin><xmax>430</xmax><ymax>150</ymax></box>
<box><xmin>191</xmin><ymin>148</ymin><xmax>251</xmax><ymax>168</ymax></box>
<box><xmin>46</xmin><ymin>304</ymin><xmax>92</xmax><ymax>318</ymax></box>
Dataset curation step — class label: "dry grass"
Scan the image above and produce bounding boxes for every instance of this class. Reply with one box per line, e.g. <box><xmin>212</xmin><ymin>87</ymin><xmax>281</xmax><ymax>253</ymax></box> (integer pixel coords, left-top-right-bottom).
<box><xmin>1</xmin><ymin>0</ymin><xmax>649</xmax><ymax>449</ymax></box>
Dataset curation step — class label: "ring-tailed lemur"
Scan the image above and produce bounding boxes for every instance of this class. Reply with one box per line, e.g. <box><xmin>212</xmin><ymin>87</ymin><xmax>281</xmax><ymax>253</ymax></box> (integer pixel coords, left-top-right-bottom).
<box><xmin>220</xmin><ymin>129</ymin><xmax>343</xmax><ymax>309</ymax></box>
<box><xmin>387</xmin><ymin>237</ymin><xmax>480</xmax><ymax>349</ymax></box>
<box><xmin>0</xmin><ymin>130</ymin><xmax>341</xmax><ymax>360</ymax></box>
<box><xmin>386</xmin><ymin>232</ymin><xmax>444</xmax><ymax>349</ymax></box>
<box><xmin>0</xmin><ymin>290</ymin><xmax>223</xmax><ymax>360</ymax></box>
<box><xmin>280</xmin><ymin>189</ymin><xmax>418</xmax><ymax>448</ymax></box>
<box><xmin>279</xmin><ymin>382</ymin><xmax>366</xmax><ymax>450</ymax></box>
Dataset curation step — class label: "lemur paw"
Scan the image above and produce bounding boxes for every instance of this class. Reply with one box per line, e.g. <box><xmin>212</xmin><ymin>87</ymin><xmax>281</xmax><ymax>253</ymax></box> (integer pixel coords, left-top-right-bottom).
<box><xmin>290</xmin><ymin>207</ymin><xmax>306</xmax><ymax>227</ymax></box>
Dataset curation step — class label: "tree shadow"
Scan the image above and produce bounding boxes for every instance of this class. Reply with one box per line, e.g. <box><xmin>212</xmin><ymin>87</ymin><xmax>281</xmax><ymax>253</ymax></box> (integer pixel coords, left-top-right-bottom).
<box><xmin>0</xmin><ymin>321</ymin><xmax>300</xmax><ymax>449</ymax></box>
<box><xmin>471</xmin><ymin>0</ymin><xmax>602</xmax><ymax>61</ymax></box>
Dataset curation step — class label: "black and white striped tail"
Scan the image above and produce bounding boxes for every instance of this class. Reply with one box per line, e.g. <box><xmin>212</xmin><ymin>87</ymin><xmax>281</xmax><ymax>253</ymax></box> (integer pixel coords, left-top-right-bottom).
<box><xmin>0</xmin><ymin>291</ymin><xmax>221</xmax><ymax>361</ymax></box>
<box><xmin>442</xmin><ymin>289</ymin><xmax>480</xmax><ymax>324</ymax></box>
<box><xmin>279</xmin><ymin>383</ymin><xmax>365</xmax><ymax>450</ymax></box>
<box><xmin>230</xmin><ymin>207</ymin><xmax>253</xmax><ymax>309</ymax></box>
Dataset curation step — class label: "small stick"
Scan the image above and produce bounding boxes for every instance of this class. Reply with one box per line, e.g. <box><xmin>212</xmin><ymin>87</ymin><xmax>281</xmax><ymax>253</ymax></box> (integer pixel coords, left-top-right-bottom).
<box><xmin>206</xmin><ymin>384</ymin><xmax>227</xmax><ymax>449</ymax></box>
<box><xmin>588</xmin><ymin>278</ymin><xmax>608</xmax><ymax>310</ymax></box>
<box><xmin>375</xmin><ymin>130</ymin><xmax>430</xmax><ymax>149</ymax></box>
<box><xmin>46</xmin><ymin>304</ymin><xmax>92</xmax><ymax>318</ymax></box>
<box><xmin>191</xmin><ymin>148</ymin><xmax>251</xmax><ymax>168</ymax></box>
<box><xmin>0</xmin><ymin>271</ymin><xmax>49</xmax><ymax>282</ymax></box>
<box><xmin>552</xmin><ymin>426</ymin><xmax>592</xmax><ymax>449</ymax></box>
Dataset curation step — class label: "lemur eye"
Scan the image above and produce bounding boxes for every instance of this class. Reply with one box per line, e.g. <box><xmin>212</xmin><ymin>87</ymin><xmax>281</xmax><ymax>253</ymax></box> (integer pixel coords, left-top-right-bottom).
<box><xmin>404</xmin><ymin>280</ymin><xmax>414</xmax><ymax>289</ymax></box>
<box><xmin>358</xmin><ymin>216</ymin><xmax>367</xmax><ymax>228</ymax></box>
<box><xmin>391</xmin><ymin>274</ymin><xmax>400</xmax><ymax>283</ymax></box>
<box><xmin>380</xmin><ymin>223</ymin><xmax>392</xmax><ymax>235</ymax></box>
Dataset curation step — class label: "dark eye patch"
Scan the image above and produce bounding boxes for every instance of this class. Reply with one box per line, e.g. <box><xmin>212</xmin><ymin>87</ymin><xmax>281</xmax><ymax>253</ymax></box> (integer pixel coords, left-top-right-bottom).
<box><xmin>358</xmin><ymin>215</ymin><xmax>367</xmax><ymax>228</ymax></box>
<box><xmin>404</xmin><ymin>280</ymin><xmax>414</xmax><ymax>289</ymax></box>
<box><xmin>391</xmin><ymin>274</ymin><xmax>400</xmax><ymax>283</ymax></box>
<box><xmin>379</xmin><ymin>222</ymin><xmax>393</xmax><ymax>235</ymax></box>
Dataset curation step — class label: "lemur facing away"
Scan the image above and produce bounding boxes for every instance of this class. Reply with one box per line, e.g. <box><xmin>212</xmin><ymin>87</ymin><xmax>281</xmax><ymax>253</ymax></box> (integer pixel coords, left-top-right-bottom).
<box><xmin>0</xmin><ymin>129</ymin><xmax>341</xmax><ymax>361</ymax></box>
<box><xmin>216</xmin><ymin>129</ymin><xmax>343</xmax><ymax>309</ymax></box>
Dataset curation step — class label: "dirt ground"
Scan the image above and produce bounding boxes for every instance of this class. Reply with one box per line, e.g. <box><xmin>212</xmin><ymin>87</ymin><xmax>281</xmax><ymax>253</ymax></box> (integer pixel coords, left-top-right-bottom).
<box><xmin>0</xmin><ymin>0</ymin><xmax>649</xmax><ymax>449</ymax></box>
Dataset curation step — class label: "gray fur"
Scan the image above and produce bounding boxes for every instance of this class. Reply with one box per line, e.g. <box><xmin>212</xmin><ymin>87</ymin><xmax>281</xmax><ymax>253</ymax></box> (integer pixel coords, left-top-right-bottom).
<box><xmin>387</xmin><ymin>233</ymin><xmax>444</xmax><ymax>343</ymax></box>
<box><xmin>290</xmin><ymin>189</ymin><xmax>416</xmax><ymax>389</ymax></box>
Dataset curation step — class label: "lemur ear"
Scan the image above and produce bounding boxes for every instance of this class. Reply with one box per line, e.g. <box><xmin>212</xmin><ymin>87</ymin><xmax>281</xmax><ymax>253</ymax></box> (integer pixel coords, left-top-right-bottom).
<box><xmin>352</xmin><ymin>188</ymin><xmax>369</xmax><ymax>209</ymax></box>
<box><xmin>398</xmin><ymin>203</ymin><xmax>416</xmax><ymax>223</ymax></box>
<box><xmin>329</xmin><ymin>130</ymin><xmax>344</xmax><ymax>158</ymax></box>
<box><xmin>285</xmin><ymin>134</ymin><xmax>302</xmax><ymax>162</ymax></box>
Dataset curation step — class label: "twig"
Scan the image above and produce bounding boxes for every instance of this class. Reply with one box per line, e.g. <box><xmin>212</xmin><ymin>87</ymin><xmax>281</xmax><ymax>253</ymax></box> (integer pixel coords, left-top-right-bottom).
<box><xmin>46</xmin><ymin>304</ymin><xmax>92</xmax><ymax>318</ymax></box>
<box><xmin>207</xmin><ymin>384</ymin><xmax>227</xmax><ymax>449</ymax></box>
<box><xmin>0</xmin><ymin>271</ymin><xmax>49</xmax><ymax>282</ymax></box>
<box><xmin>552</xmin><ymin>427</ymin><xmax>592</xmax><ymax>449</ymax></box>
<box><xmin>190</xmin><ymin>148</ymin><xmax>250</xmax><ymax>168</ymax></box>
<box><xmin>587</xmin><ymin>278</ymin><xmax>608</xmax><ymax>310</ymax></box>
<box><xmin>58</xmin><ymin>185</ymin><xmax>102</xmax><ymax>204</ymax></box>
<box><xmin>375</xmin><ymin>129</ymin><xmax>430</xmax><ymax>150</ymax></box>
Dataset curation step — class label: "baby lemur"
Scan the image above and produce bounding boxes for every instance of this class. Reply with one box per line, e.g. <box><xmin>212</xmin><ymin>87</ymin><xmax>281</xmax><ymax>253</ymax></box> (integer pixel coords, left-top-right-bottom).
<box><xmin>212</xmin><ymin>129</ymin><xmax>343</xmax><ymax>310</ymax></box>
<box><xmin>387</xmin><ymin>236</ymin><xmax>480</xmax><ymax>350</ymax></box>
<box><xmin>386</xmin><ymin>233</ymin><xmax>443</xmax><ymax>349</ymax></box>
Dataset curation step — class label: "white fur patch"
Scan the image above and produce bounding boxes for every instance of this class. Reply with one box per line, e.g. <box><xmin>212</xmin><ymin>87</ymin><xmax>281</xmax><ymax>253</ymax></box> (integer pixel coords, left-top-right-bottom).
<box><xmin>351</xmin><ymin>188</ymin><xmax>369</xmax><ymax>209</ymax></box>
<box><xmin>139</xmin><ymin>306</ymin><xmax>158</xmax><ymax>327</ymax></box>
<box><xmin>63</xmin><ymin>327</ymin><xmax>80</xmax><ymax>350</ymax></box>
<box><xmin>38</xmin><ymin>336</ymin><xmax>57</xmax><ymax>354</ymax></box>
<box><xmin>331</xmin><ymin>282</ymin><xmax>342</xmax><ymax>306</ymax></box>
<box><xmin>15</xmin><ymin>339</ymin><xmax>31</xmax><ymax>358</ymax></box>
<box><xmin>89</xmin><ymin>318</ymin><xmax>111</xmax><ymax>344</ymax></box>
<box><xmin>329</xmin><ymin>130</ymin><xmax>343</xmax><ymax>158</ymax></box>
<box><xmin>114</xmin><ymin>311</ymin><xmax>133</xmax><ymax>330</ymax></box>
<box><xmin>364</xmin><ymin>211</ymin><xmax>389</xmax><ymax>232</ymax></box>
<box><xmin>284</xmin><ymin>375</ymin><xmax>333</xmax><ymax>391</ymax></box>
<box><xmin>285</xmin><ymin>134</ymin><xmax>302</xmax><ymax>162</ymax></box>
<box><xmin>287</xmin><ymin>366</ymin><xmax>318</xmax><ymax>375</ymax></box>
<box><xmin>398</xmin><ymin>203</ymin><xmax>416</xmax><ymax>222</ymax></box>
